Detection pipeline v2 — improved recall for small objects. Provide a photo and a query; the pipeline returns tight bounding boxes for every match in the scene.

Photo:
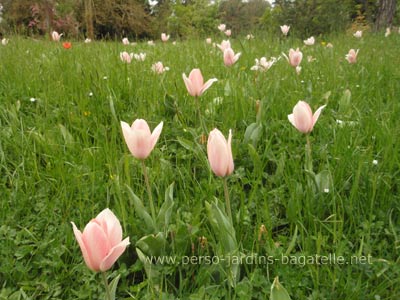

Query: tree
[374,0,397,30]
[74,0,153,39]
[218,0,270,35]
[264,0,350,37]
[84,0,94,39]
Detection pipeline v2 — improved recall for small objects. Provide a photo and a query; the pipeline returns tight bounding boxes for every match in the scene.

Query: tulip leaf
[284,225,298,256]
[156,182,174,230]
[136,232,167,257]
[270,277,292,300]
[126,185,156,232]
[58,124,75,145]
[108,95,119,123]
[315,169,333,193]
[205,200,237,251]
[339,89,351,114]
[224,81,232,96]
[136,247,161,285]
[322,90,331,100]
[107,274,121,300]
[164,94,178,117]
[247,144,262,176]
[176,136,209,167]
[244,122,263,147]
[205,200,239,286]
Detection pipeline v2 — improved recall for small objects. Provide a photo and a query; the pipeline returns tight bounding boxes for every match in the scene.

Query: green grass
[0,33,399,299]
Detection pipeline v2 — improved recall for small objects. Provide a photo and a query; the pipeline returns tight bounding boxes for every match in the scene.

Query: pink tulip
[134,53,146,61]
[161,33,170,42]
[121,119,163,160]
[246,34,254,40]
[51,31,62,42]
[151,61,169,74]
[218,24,226,32]
[207,128,234,177]
[250,56,277,72]
[122,37,130,45]
[71,208,130,272]
[223,48,241,66]
[182,69,217,97]
[288,101,326,134]
[304,36,315,46]
[284,48,303,67]
[280,25,290,36]
[216,40,231,52]
[224,29,231,37]
[120,51,133,63]
[345,49,359,64]
[385,27,391,37]
[206,38,212,44]
[353,30,362,38]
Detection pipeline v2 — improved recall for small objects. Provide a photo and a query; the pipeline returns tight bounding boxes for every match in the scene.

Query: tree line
[0,0,398,40]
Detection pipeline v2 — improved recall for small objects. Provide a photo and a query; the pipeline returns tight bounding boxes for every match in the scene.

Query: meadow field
[0,32,399,299]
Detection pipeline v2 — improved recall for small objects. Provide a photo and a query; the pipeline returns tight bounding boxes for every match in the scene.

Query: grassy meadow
[0,32,400,299]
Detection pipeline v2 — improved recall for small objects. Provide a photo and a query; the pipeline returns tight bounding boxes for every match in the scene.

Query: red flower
[63,42,72,49]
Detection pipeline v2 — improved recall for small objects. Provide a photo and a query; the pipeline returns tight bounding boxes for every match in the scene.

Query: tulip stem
[102,272,112,300]
[124,63,128,85]
[195,96,208,135]
[223,177,233,225]
[141,160,157,224]
[305,134,312,172]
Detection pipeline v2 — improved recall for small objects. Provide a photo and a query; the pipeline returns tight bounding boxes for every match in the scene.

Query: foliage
[168,0,219,38]
[78,0,153,39]
[2,0,397,39]
[263,0,351,37]
[219,0,271,35]
[0,32,400,299]
[1,0,78,36]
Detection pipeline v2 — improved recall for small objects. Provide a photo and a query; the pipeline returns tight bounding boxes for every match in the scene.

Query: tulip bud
[255,100,261,115]
[288,101,326,134]
[258,224,267,242]
[207,128,234,177]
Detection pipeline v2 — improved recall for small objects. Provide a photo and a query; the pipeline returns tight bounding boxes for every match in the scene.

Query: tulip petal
[100,237,130,272]
[150,121,164,150]
[72,222,96,271]
[132,119,151,135]
[131,130,152,159]
[95,208,122,248]
[233,52,241,63]
[121,121,133,148]
[82,221,110,271]
[288,113,296,128]
[312,105,327,127]
[207,129,230,177]
[182,73,195,96]
[200,78,218,96]
[189,69,204,90]
[226,129,234,175]
[282,52,289,63]
[293,101,313,133]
